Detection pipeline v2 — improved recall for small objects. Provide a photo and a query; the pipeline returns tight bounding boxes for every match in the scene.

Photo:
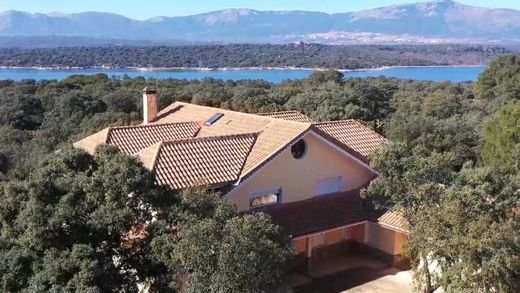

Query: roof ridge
[312,119,358,125]
[174,101,264,118]
[237,124,312,181]
[135,141,163,170]
[235,133,259,181]
[173,101,311,125]
[105,127,113,144]
[110,121,198,130]
[149,142,162,171]
[258,110,305,115]
[256,110,313,123]
[160,132,259,146]
[257,117,312,130]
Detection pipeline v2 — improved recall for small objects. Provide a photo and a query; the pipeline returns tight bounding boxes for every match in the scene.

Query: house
[74,87,409,270]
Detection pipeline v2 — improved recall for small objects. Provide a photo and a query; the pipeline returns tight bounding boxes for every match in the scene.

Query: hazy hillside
[0,0,519,45]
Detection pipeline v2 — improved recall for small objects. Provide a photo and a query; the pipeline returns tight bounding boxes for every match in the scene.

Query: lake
[0,66,486,83]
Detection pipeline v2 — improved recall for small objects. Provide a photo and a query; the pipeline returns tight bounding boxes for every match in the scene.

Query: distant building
[74,87,409,270]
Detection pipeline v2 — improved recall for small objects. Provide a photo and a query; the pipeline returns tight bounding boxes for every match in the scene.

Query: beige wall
[291,223,366,254]
[227,131,374,211]
[293,238,307,254]
[365,222,407,255]
[349,222,366,243]
[292,222,407,257]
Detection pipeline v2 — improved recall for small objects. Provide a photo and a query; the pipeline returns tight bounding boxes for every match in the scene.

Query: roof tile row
[138,133,258,190]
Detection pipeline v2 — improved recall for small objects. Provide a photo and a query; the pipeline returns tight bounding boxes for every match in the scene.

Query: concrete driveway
[343,268,413,293]
[292,255,413,293]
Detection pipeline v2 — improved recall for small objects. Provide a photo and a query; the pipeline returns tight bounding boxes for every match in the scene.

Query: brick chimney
[143,86,158,124]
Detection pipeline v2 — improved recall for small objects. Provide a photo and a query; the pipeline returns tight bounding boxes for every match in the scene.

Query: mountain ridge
[0,0,519,45]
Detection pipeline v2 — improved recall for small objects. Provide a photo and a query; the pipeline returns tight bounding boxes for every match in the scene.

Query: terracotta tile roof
[378,210,410,234]
[242,119,310,176]
[107,122,200,155]
[137,133,258,190]
[155,102,272,136]
[261,189,368,237]
[75,102,383,192]
[73,122,200,155]
[154,102,311,178]
[313,120,388,160]
[258,111,313,123]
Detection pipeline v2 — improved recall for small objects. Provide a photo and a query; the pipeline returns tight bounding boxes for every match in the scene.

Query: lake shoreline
[0,65,487,83]
[0,64,486,72]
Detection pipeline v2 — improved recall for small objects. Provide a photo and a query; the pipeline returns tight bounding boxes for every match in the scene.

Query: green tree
[308,70,344,85]
[482,103,520,172]
[0,146,168,292]
[152,189,293,293]
[363,67,519,291]
[0,94,44,130]
[364,145,520,292]
[345,78,395,126]
[475,55,520,102]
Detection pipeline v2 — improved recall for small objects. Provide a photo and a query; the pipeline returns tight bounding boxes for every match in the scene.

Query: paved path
[343,268,413,293]
[292,255,413,293]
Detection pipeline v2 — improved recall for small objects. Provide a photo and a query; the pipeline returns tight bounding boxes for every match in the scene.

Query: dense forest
[0,44,515,69]
[0,55,518,291]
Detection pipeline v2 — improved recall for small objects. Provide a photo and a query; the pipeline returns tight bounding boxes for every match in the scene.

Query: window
[314,176,343,196]
[250,188,281,208]
[205,113,224,126]
[291,139,307,159]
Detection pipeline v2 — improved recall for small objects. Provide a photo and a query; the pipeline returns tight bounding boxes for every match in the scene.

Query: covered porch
[262,190,410,272]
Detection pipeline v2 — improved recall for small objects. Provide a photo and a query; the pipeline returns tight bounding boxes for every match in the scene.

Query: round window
[291,139,307,159]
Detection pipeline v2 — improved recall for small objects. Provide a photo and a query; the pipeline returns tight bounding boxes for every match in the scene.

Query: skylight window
[204,113,224,126]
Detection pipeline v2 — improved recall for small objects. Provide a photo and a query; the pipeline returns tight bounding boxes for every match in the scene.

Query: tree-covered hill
[0,44,514,69]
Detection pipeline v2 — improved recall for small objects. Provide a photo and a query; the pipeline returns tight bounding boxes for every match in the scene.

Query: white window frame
[250,187,282,208]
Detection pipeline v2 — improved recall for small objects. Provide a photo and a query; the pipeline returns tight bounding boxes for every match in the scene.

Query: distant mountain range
[1,0,520,46]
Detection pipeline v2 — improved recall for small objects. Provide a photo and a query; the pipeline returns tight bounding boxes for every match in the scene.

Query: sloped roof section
[107,122,200,155]
[262,189,368,237]
[313,120,388,159]
[139,133,258,190]
[155,102,312,178]
[74,122,200,155]
[378,210,410,234]
[258,111,313,123]
[241,119,309,176]
[155,102,272,136]
[73,128,111,155]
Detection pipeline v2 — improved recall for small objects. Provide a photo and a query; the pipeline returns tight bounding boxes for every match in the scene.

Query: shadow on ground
[293,266,398,293]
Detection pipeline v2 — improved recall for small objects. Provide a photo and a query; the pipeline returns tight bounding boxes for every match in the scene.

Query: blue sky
[0,0,518,19]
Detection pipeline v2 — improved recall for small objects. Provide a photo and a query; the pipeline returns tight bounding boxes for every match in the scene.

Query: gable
[227,131,376,211]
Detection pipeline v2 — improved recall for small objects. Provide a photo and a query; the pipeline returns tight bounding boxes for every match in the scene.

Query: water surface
[0,66,486,82]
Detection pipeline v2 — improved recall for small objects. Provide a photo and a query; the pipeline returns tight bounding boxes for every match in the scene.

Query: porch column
[306,236,313,271]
